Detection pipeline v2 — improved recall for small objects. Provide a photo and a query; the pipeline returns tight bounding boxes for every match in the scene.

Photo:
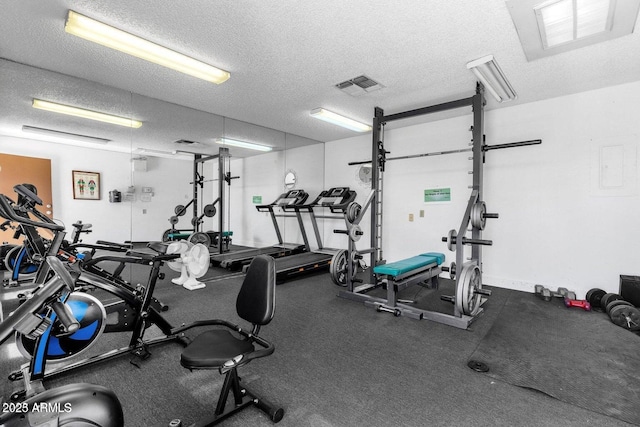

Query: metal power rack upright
[336,83,541,328]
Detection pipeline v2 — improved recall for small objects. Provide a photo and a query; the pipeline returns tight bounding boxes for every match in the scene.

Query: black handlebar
[0,257,75,344]
[0,194,64,231]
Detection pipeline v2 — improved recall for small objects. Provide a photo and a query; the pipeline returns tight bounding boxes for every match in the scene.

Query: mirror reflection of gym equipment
[162,148,237,254]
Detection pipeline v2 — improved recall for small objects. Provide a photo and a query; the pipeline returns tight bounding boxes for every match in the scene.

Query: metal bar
[369,107,384,285]
[483,139,541,151]
[193,154,200,231]
[195,154,220,163]
[380,96,474,123]
[471,86,484,266]
[217,148,227,255]
[348,139,542,166]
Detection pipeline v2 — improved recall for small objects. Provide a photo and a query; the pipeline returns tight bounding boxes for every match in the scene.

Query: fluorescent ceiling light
[32,99,142,128]
[466,55,517,103]
[65,10,230,84]
[22,125,110,144]
[134,148,192,159]
[309,108,372,132]
[215,138,272,152]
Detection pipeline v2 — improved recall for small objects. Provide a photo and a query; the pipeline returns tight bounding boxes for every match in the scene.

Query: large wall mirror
[0,58,325,263]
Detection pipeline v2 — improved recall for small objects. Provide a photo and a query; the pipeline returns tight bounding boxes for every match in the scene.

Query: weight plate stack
[609,304,640,331]
[586,288,607,310]
[605,299,633,316]
[600,293,624,311]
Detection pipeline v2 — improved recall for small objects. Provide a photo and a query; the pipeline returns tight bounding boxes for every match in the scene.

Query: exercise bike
[0,190,188,400]
[0,256,124,426]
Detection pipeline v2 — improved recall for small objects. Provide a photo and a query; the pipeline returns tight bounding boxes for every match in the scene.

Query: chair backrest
[236,255,276,326]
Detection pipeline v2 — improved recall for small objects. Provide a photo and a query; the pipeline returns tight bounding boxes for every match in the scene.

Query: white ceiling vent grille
[336,75,384,96]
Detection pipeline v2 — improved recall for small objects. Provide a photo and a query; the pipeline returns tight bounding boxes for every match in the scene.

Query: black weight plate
[600,293,623,310]
[606,299,633,316]
[161,229,172,242]
[586,288,606,309]
[609,305,640,331]
[203,204,217,217]
[174,205,187,216]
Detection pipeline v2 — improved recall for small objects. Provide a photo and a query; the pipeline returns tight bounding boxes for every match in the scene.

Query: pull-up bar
[348,139,541,166]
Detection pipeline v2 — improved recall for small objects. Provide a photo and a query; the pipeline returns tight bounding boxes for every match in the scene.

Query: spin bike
[0,191,188,401]
[0,256,124,426]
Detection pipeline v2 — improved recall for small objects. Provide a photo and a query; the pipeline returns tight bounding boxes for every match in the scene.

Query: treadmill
[272,187,356,282]
[210,189,309,270]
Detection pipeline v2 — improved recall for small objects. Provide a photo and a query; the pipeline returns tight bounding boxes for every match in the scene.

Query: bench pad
[373,252,444,277]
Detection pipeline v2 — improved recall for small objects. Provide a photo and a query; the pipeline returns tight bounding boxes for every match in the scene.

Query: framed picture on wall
[72,170,101,200]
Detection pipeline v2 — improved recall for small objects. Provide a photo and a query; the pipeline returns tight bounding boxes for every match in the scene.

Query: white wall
[0,135,192,244]
[324,81,640,299]
[230,143,325,248]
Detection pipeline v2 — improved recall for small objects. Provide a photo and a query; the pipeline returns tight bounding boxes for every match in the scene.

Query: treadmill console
[256,189,309,212]
[276,189,309,206]
[315,187,356,210]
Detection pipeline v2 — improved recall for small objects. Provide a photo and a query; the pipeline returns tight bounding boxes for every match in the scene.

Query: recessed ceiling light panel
[507,0,639,61]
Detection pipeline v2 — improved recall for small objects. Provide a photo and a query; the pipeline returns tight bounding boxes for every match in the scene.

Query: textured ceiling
[1,0,639,157]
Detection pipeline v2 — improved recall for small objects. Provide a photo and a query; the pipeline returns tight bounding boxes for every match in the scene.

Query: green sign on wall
[424,188,451,202]
[252,196,262,204]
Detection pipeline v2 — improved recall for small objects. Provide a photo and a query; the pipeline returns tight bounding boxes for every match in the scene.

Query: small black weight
[586,288,606,310]
[467,360,489,373]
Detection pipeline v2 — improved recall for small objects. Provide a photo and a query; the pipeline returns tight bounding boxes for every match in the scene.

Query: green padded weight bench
[366,252,446,321]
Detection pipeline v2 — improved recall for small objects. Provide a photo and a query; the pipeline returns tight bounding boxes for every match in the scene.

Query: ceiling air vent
[174,139,198,144]
[336,75,384,96]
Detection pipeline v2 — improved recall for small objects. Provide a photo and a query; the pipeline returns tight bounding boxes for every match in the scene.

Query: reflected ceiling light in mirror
[309,108,372,132]
[466,55,517,103]
[32,99,143,128]
[134,148,192,159]
[215,138,272,152]
[22,125,110,144]
[65,10,230,84]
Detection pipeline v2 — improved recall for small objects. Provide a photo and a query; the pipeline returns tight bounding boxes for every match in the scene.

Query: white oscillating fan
[166,241,209,290]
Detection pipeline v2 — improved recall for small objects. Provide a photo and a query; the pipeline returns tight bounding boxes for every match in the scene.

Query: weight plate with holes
[203,204,217,217]
[346,202,361,224]
[606,300,633,316]
[470,201,487,230]
[586,288,606,310]
[455,263,482,316]
[188,232,211,248]
[174,205,187,216]
[600,293,623,310]
[169,216,179,225]
[609,305,640,331]
[330,250,348,286]
[447,229,457,252]
[449,262,456,280]
[348,224,363,242]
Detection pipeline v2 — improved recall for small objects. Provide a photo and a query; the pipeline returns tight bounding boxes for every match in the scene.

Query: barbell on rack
[348,139,542,166]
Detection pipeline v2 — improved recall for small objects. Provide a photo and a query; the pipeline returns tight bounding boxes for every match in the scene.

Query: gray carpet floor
[1,262,637,426]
